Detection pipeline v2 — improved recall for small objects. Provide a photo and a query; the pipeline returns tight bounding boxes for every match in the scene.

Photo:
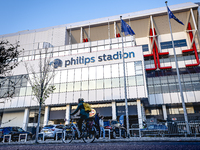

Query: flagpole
[165,1,190,134]
[120,16,130,138]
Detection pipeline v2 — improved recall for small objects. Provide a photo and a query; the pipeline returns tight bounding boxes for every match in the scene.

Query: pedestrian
[95,113,100,137]
[99,116,105,139]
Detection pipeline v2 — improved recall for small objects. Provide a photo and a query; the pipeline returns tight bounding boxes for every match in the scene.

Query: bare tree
[0,40,21,76]
[25,48,56,143]
[0,40,22,102]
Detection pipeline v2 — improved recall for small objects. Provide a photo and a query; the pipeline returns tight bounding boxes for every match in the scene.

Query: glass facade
[160,39,187,49]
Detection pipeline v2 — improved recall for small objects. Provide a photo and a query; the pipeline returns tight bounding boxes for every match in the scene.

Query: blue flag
[167,7,184,25]
[121,19,135,36]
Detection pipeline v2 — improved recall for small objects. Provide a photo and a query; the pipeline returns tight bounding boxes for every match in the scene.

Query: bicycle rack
[3,134,11,143]
[18,133,27,142]
[56,132,62,141]
[38,133,44,141]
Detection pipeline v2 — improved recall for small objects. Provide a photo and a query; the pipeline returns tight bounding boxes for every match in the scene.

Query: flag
[167,6,184,25]
[121,19,135,36]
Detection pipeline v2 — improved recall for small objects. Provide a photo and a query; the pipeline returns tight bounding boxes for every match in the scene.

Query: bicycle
[62,116,96,143]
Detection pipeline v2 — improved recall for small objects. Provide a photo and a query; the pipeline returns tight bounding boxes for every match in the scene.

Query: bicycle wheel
[82,123,96,143]
[62,125,74,143]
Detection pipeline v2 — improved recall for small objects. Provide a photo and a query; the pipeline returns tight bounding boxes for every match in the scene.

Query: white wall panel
[51,93,59,105]
[105,89,112,100]
[137,86,145,98]
[194,91,200,102]
[163,93,171,104]
[81,91,88,102]
[186,91,196,102]
[112,88,120,100]
[59,93,66,104]
[4,99,11,108]
[178,61,185,68]
[10,97,19,108]
[1,111,24,128]
[17,97,25,107]
[178,92,188,103]
[66,92,74,103]
[52,27,66,46]
[89,90,96,102]
[24,96,32,107]
[96,90,103,101]
[127,62,135,76]
[149,94,156,105]
[54,71,61,83]
[155,94,163,104]
[0,99,4,109]
[128,87,137,99]
[73,91,81,103]
[44,94,52,105]
[170,93,179,103]
[120,88,125,99]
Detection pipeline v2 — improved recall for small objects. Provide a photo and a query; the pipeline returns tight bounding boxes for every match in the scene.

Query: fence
[130,120,200,137]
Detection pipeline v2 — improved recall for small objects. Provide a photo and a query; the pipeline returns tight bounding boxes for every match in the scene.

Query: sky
[0,0,198,35]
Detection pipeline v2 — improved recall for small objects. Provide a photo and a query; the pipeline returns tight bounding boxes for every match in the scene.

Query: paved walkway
[1,137,200,145]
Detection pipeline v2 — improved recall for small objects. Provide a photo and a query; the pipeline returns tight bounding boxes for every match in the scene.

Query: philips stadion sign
[50,47,144,69]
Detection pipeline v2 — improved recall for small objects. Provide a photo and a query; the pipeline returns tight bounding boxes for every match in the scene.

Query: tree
[0,40,21,76]
[0,40,22,101]
[25,48,56,143]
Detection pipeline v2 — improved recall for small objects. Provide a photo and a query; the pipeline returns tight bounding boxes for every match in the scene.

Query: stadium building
[0,2,200,132]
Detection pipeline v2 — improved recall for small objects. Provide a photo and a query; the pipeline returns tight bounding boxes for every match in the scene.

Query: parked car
[0,127,32,142]
[39,124,64,140]
[140,124,168,137]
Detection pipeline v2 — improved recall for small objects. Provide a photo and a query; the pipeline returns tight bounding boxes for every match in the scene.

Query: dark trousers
[78,118,84,133]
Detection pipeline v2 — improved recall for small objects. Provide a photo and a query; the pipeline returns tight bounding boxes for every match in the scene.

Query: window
[142,44,149,52]
[112,78,120,88]
[60,83,66,92]
[136,75,144,86]
[104,79,111,88]
[82,81,88,91]
[160,39,187,49]
[128,76,136,86]
[89,80,96,90]
[96,80,103,89]
[67,82,73,92]
[74,82,81,91]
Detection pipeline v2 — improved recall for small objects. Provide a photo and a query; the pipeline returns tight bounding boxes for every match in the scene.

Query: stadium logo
[50,59,63,69]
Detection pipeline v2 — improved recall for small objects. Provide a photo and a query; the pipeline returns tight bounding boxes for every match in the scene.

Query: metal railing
[136,120,200,137]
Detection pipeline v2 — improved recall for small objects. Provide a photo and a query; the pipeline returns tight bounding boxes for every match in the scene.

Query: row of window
[148,82,200,94]
[0,61,144,97]
[145,106,195,116]
[146,66,200,78]
[160,39,187,50]
[147,73,200,85]
[147,73,200,94]
[145,54,197,65]
[11,75,144,97]
[50,61,143,83]
[53,75,144,93]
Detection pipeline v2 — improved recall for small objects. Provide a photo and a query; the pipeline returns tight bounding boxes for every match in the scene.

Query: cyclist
[70,98,89,134]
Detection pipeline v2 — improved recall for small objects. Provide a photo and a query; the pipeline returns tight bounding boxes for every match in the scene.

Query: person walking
[99,116,105,139]
[95,113,100,137]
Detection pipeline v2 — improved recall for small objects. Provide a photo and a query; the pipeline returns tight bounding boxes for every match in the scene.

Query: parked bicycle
[62,117,96,143]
